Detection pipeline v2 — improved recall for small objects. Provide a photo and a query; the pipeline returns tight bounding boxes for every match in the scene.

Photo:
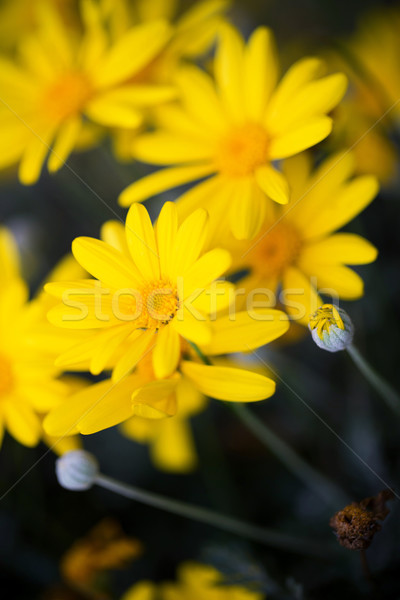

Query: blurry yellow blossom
[122,561,264,600]
[0,0,176,184]
[43,202,288,437]
[324,7,400,184]
[0,0,77,51]
[219,151,378,325]
[120,25,347,239]
[0,227,84,448]
[62,518,142,595]
[103,0,230,160]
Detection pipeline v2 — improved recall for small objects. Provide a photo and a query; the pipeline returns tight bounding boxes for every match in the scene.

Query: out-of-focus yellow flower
[119,25,347,240]
[0,1,176,184]
[43,202,289,437]
[0,0,77,52]
[0,227,84,448]
[324,7,400,184]
[104,0,230,83]
[220,151,378,325]
[103,0,230,160]
[122,562,264,600]
[61,518,142,595]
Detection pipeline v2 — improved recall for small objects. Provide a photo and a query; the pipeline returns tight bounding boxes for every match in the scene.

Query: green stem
[231,403,348,508]
[95,474,336,557]
[189,342,348,508]
[347,344,400,416]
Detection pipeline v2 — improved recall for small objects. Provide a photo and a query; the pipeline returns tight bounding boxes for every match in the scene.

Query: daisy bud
[56,450,99,491]
[309,304,354,352]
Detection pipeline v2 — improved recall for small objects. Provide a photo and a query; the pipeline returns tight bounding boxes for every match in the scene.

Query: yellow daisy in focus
[0,227,82,448]
[122,561,264,600]
[0,1,175,184]
[43,202,288,437]
[222,151,379,325]
[120,25,347,239]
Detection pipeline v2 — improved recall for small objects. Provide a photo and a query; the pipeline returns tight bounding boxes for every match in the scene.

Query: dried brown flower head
[330,490,395,550]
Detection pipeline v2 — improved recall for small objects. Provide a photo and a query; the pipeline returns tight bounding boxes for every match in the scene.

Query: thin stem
[231,403,348,508]
[347,344,400,416]
[95,474,336,557]
[188,342,348,508]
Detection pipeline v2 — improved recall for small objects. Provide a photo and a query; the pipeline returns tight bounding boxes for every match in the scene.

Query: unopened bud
[56,450,99,491]
[309,304,354,352]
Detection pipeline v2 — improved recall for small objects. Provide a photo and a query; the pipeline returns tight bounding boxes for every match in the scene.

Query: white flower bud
[56,450,99,491]
[309,304,354,352]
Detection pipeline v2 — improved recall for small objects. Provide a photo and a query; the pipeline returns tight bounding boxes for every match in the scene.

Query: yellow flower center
[0,353,14,398]
[216,123,270,177]
[42,72,93,121]
[246,222,302,278]
[309,304,345,340]
[127,280,180,330]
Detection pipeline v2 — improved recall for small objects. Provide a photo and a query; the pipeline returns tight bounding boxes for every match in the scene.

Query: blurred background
[0,0,399,598]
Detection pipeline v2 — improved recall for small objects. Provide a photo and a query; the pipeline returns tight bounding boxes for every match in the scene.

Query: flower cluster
[0,0,380,473]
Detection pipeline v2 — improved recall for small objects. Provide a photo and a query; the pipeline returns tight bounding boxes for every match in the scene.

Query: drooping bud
[56,450,99,491]
[309,304,354,352]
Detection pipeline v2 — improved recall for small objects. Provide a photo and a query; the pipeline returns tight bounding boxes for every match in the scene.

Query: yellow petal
[4,401,41,447]
[156,201,178,280]
[173,306,211,345]
[214,24,245,120]
[47,117,81,172]
[125,204,160,280]
[132,379,178,416]
[255,164,290,205]
[44,376,140,436]
[93,21,172,88]
[281,266,322,326]
[301,175,379,240]
[269,117,333,159]
[132,132,212,164]
[119,164,214,207]
[267,57,325,115]
[85,98,143,129]
[174,65,228,132]
[244,27,279,120]
[301,263,364,300]
[181,362,276,402]
[101,221,129,255]
[229,178,267,240]
[192,281,235,315]
[152,326,180,378]
[0,227,21,284]
[170,208,209,278]
[151,419,197,473]
[95,84,177,106]
[72,237,142,288]
[112,330,154,382]
[299,234,378,266]
[19,126,56,185]
[267,73,347,134]
[202,309,289,355]
[182,248,231,297]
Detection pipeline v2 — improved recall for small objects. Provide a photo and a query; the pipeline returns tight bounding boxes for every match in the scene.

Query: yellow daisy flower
[43,202,289,437]
[122,561,264,600]
[119,25,347,239]
[220,151,379,325]
[0,1,176,184]
[0,227,83,448]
